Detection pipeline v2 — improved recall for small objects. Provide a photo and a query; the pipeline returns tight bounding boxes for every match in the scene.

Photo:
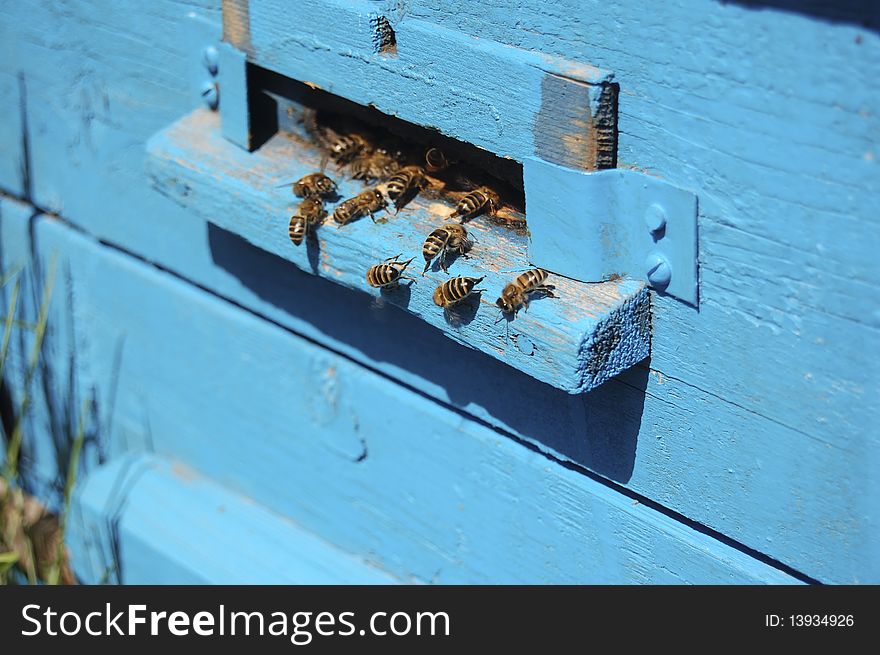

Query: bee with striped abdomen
[495,268,556,315]
[349,148,400,183]
[366,254,416,289]
[328,133,370,166]
[385,165,427,213]
[279,172,337,199]
[433,276,485,308]
[424,147,450,173]
[288,197,328,246]
[450,187,500,222]
[332,188,388,225]
[422,224,472,274]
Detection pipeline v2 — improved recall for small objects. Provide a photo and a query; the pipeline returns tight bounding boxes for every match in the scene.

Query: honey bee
[424,147,450,172]
[385,165,427,212]
[288,197,328,246]
[279,172,337,199]
[349,148,400,182]
[422,224,472,274]
[495,268,556,315]
[450,187,500,222]
[332,188,388,225]
[366,254,416,289]
[433,276,485,308]
[328,133,370,166]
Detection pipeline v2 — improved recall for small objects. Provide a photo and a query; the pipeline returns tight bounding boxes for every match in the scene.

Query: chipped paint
[533,72,616,171]
[222,0,253,54]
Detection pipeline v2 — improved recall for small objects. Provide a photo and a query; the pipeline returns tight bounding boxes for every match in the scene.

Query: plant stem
[4,257,56,482]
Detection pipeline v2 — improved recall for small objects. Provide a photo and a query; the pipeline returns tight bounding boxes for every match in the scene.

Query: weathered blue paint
[524,160,699,304]
[225,0,617,169]
[0,0,877,583]
[16,213,799,584]
[147,109,651,394]
[69,454,400,584]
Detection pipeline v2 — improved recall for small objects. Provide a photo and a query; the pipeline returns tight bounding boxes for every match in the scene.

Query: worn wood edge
[578,289,651,393]
[221,0,253,54]
[69,454,401,584]
[145,109,648,394]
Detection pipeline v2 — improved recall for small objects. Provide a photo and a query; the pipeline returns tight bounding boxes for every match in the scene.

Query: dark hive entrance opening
[251,65,526,232]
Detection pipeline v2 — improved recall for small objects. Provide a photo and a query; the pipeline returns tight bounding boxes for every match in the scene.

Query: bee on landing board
[385,165,427,213]
[332,188,388,225]
[495,268,556,316]
[450,187,501,223]
[433,276,485,308]
[422,224,472,274]
[349,148,401,183]
[366,254,417,289]
[327,133,370,167]
[288,197,328,246]
[278,172,337,199]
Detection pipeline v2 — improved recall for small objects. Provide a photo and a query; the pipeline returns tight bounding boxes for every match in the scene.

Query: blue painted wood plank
[28,214,796,584]
[68,454,400,584]
[146,109,651,394]
[2,0,877,583]
[227,0,617,169]
[0,73,26,197]
[5,198,871,582]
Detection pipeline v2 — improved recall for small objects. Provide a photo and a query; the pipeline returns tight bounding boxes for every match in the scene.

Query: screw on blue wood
[200,81,219,110]
[202,45,219,76]
[644,203,667,237]
[645,252,672,289]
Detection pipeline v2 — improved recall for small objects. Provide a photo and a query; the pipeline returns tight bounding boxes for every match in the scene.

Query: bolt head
[200,81,219,110]
[202,45,219,75]
[645,203,667,235]
[645,253,672,289]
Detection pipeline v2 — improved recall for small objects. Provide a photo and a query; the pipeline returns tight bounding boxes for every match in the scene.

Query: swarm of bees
[279,110,558,330]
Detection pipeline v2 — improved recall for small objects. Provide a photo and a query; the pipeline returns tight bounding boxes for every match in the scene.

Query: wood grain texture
[26,214,796,584]
[0,0,877,582]
[146,109,650,394]
[241,0,617,169]
[69,454,400,584]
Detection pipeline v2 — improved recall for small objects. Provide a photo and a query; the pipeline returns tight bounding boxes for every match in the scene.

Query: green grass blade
[47,402,86,585]
[5,256,56,482]
[0,277,21,384]
[0,265,23,288]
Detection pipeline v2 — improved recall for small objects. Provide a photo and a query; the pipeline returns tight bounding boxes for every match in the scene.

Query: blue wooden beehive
[0,0,877,584]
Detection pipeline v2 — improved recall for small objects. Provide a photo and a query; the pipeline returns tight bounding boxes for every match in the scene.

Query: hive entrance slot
[247,65,526,230]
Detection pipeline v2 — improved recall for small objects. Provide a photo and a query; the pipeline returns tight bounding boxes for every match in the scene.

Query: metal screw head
[645,203,667,235]
[202,45,219,75]
[200,81,219,110]
[645,252,672,289]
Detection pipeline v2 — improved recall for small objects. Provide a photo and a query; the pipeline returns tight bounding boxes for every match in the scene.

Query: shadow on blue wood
[207,223,647,484]
[720,0,880,29]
